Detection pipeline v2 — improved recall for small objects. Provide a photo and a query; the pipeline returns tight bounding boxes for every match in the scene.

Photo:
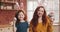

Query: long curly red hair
[31,6,47,27]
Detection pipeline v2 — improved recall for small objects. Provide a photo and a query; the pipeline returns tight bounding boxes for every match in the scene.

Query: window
[27,0,59,25]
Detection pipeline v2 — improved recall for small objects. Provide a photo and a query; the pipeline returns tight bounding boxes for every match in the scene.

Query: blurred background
[0,0,60,32]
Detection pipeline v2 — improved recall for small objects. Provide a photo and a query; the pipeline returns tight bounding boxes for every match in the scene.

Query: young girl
[15,10,28,32]
[29,6,53,32]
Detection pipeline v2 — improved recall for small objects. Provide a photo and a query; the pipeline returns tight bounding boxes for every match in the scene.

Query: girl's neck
[20,20,25,22]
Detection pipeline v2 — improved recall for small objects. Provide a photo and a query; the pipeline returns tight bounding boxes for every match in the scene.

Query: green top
[16,21,28,32]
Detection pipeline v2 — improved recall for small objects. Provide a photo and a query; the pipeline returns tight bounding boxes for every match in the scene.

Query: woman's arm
[47,17,53,32]
[47,22,53,32]
[29,22,33,32]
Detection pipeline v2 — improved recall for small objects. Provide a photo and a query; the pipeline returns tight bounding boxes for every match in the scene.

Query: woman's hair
[31,6,47,27]
[15,10,27,26]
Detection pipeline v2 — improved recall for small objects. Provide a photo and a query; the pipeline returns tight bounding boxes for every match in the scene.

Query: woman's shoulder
[29,21,33,27]
[46,16,52,24]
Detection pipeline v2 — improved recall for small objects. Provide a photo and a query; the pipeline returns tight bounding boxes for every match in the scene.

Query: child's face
[18,12,25,20]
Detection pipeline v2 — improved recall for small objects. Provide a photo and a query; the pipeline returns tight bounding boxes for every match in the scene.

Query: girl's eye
[22,15,23,16]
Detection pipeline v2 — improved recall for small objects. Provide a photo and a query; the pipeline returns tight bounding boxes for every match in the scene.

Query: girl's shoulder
[25,21,28,23]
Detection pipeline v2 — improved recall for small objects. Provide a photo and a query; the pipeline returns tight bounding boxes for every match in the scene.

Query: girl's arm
[14,24,17,32]
[13,20,17,32]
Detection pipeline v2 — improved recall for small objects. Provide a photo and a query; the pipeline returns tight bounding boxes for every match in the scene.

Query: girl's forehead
[19,12,24,14]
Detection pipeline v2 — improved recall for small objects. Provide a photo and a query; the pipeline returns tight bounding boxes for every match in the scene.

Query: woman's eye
[42,11,44,12]
[42,11,43,12]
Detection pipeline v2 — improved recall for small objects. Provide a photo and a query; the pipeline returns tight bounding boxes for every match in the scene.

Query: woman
[29,6,53,32]
[15,10,28,32]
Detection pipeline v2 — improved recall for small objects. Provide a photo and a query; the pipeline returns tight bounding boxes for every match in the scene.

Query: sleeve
[26,22,29,28]
[47,17,53,32]
[29,22,33,32]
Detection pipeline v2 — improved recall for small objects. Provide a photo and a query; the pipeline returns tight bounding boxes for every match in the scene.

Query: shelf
[0,9,20,11]
[0,1,16,10]
[0,0,16,4]
[0,24,13,28]
[0,2,16,5]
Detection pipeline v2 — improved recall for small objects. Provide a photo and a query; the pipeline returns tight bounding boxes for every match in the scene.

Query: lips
[20,17,23,18]
[38,13,42,15]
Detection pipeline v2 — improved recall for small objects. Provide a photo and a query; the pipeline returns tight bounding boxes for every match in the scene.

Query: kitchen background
[0,0,60,32]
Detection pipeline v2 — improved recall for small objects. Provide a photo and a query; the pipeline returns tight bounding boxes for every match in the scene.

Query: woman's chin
[38,15,42,17]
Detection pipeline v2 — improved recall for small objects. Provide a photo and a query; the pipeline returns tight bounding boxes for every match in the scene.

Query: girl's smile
[18,12,25,21]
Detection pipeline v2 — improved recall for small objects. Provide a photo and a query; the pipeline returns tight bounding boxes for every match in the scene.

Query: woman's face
[37,8,44,17]
[18,12,25,20]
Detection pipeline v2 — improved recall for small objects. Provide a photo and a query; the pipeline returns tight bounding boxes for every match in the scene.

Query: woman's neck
[38,16,42,23]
